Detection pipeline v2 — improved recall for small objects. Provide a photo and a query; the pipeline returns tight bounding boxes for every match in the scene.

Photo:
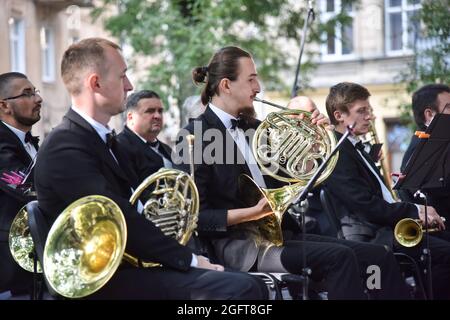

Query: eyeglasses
[2,89,41,101]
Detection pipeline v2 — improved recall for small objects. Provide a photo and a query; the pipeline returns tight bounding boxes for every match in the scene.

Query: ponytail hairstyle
[192,46,251,106]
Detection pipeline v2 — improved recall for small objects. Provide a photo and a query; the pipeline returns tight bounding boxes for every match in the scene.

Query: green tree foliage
[399,0,450,126]
[93,0,357,124]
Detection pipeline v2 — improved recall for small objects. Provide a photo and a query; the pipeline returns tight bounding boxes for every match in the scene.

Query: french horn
[240,98,338,246]
[9,204,42,273]
[126,134,198,267]
[43,195,127,298]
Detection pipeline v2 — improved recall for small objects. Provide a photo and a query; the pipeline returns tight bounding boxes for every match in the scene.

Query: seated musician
[399,84,450,223]
[0,72,41,295]
[322,81,450,299]
[175,46,412,299]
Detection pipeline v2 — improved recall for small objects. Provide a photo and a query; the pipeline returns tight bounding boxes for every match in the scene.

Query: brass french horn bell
[241,98,338,246]
[394,217,446,247]
[9,204,42,273]
[43,195,126,298]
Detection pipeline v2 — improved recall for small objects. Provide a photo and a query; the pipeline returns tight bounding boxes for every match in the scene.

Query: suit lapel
[0,121,33,164]
[203,106,253,179]
[340,134,382,193]
[64,109,131,185]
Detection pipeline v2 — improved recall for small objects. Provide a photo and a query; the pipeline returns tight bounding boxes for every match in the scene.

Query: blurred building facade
[0,0,124,137]
[301,0,422,175]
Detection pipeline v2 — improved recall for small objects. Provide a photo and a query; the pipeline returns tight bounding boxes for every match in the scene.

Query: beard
[15,113,40,127]
[238,106,258,127]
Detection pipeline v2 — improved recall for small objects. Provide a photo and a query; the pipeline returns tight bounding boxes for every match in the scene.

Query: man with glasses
[0,72,42,296]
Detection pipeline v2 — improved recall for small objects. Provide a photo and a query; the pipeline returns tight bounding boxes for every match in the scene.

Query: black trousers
[257,233,411,300]
[87,266,269,300]
[395,233,450,299]
[0,241,33,294]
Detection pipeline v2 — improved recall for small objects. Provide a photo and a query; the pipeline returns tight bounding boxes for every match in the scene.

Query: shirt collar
[1,121,27,144]
[209,103,238,130]
[71,106,112,143]
[347,134,361,147]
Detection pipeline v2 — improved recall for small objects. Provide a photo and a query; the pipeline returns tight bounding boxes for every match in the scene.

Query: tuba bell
[43,195,127,298]
[241,100,338,246]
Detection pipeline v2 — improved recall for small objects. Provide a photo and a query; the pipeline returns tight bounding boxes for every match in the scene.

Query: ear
[126,111,133,122]
[0,100,11,115]
[334,110,344,123]
[87,73,100,92]
[423,107,435,122]
[218,78,232,94]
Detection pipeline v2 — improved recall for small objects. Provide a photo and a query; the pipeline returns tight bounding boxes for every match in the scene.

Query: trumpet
[394,217,446,247]
[363,120,399,201]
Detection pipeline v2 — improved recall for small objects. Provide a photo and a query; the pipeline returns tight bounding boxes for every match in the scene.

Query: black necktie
[25,132,40,148]
[106,130,117,149]
[355,141,383,179]
[230,118,248,131]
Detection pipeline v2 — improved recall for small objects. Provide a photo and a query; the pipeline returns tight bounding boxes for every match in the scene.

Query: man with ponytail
[175,46,411,300]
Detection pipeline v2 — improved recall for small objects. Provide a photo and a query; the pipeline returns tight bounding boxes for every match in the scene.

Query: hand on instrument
[288,96,333,129]
[418,205,446,230]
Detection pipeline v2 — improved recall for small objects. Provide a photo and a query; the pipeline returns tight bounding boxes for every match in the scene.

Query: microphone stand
[288,124,354,300]
[415,190,433,300]
[291,1,315,98]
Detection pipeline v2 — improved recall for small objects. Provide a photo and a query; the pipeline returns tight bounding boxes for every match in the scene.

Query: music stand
[395,113,450,300]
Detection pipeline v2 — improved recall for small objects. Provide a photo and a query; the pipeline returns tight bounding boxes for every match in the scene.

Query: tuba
[240,99,338,246]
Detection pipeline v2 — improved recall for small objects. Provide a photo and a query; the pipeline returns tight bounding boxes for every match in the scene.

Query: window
[386,121,411,174]
[41,27,55,82]
[320,0,355,61]
[9,18,26,73]
[385,0,421,55]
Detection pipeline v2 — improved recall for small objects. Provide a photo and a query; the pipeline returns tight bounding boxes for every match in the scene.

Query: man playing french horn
[175,46,411,299]
[0,72,41,296]
[34,38,268,300]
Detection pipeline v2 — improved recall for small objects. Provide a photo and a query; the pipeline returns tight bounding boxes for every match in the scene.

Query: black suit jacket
[0,121,36,291]
[116,125,173,182]
[399,134,450,220]
[323,131,418,247]
[34,108,192,271]
[174,106,283,271]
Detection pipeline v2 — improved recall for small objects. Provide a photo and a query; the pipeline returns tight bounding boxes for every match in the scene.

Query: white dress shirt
[2,121,37,159]
[209,103,267,188]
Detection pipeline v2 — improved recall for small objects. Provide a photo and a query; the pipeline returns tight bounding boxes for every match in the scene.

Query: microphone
[308,0,316,20]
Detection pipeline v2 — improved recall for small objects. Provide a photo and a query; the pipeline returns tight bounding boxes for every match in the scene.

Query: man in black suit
[34,38,267,300]
[0,72,41,295]
[174,47,411,299]
[399,84,450,221]
[117,90,173,182]
[323,82,450,299]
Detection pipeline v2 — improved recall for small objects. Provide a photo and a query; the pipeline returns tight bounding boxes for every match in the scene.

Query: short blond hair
[61,38,121,95]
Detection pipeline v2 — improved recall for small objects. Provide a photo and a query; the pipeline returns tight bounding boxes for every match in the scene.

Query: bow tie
[106,130,117,149]
[25,131,40,146]
[147,140,159,148]
[230,118,248,131]
[355,141,371,153]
